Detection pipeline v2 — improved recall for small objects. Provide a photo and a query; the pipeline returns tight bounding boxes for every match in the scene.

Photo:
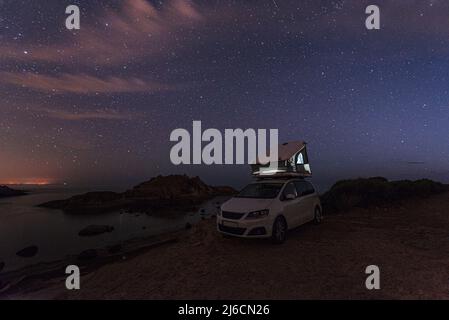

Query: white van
[217,178,322,244]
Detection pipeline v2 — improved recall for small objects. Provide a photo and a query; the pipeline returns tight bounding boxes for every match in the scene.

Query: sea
[0,186,225,273]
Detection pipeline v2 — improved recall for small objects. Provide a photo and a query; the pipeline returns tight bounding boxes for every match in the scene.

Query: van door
[294,180,315,223]
[281,182,303,228]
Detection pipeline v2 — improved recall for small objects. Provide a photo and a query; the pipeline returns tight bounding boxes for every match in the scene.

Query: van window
[236,183,284,199]
[294,181,306,196]
[282,182,297,200]
[305,181,315,194]
[294,180,315,196]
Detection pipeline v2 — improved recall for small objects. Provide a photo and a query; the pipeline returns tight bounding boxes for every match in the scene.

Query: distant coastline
[0,186,28,198]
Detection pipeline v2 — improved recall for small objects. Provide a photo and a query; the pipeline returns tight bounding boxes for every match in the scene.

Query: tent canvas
[251,140,312,177]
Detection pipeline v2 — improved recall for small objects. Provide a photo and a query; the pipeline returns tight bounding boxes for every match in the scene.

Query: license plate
[222,220,238,227]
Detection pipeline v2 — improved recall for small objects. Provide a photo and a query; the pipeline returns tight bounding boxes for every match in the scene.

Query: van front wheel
[272,217,287,244]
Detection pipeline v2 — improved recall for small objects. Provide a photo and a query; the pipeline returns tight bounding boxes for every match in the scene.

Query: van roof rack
[254,175,306,181]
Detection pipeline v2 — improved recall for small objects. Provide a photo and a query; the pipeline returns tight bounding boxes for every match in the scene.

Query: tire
[314,206,323,224]
[272,216,287,244]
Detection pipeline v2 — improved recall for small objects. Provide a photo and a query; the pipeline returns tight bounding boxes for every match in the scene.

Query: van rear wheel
[272,217,287,244]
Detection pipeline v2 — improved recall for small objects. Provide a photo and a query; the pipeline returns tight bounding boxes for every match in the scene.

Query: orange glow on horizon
[0,178,55,186]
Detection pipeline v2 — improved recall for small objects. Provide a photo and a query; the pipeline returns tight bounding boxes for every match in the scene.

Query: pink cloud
[0,71,175,94]
[37,107,136,121]
[0,0,204,65]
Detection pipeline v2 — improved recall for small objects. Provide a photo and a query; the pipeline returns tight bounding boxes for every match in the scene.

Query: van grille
[222,211,245,220]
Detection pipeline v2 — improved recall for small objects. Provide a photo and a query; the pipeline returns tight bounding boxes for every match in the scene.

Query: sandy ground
[4,192,449,299]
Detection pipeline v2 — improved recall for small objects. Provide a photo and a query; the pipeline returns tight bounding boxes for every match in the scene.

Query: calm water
[0,188,224,273]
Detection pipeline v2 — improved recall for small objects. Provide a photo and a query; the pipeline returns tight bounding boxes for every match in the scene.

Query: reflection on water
[0,188,225,273]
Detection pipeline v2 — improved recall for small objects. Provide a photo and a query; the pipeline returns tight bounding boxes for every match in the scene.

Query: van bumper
[216,216,273,238]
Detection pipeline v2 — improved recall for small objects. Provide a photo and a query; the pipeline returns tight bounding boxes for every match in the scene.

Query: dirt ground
[6,192,449,299]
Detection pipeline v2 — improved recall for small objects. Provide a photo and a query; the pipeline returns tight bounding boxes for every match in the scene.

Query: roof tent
[251,141,312,178]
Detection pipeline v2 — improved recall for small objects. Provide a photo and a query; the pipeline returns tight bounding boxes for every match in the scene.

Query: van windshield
[236,183,284,199]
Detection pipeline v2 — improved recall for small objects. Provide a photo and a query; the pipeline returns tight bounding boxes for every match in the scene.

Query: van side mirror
[285,193,296,200]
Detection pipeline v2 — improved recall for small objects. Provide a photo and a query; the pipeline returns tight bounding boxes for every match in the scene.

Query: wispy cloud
[37,107,135,121]
[1,0,448,68]
[0,72,175,94]
[0,0,204,65]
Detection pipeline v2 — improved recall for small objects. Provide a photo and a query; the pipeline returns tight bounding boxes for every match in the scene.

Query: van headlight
[245,209,269,219]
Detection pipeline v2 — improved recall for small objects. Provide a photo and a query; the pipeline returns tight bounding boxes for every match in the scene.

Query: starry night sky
[0,0,448,191]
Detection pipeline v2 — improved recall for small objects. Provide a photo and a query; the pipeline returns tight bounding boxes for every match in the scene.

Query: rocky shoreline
[2,180,449,299]
[0,175,233,296]
[4,191,449,299]
[0,225,190,296]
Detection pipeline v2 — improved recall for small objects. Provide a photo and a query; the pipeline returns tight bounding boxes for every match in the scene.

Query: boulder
[16,245,39,258]
[78,225,114,237]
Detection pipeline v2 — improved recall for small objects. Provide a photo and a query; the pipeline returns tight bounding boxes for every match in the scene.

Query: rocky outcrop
[40,192,125,213]
[78,225,114,237]
[321,177,448,213]
[38,175,236,214]
[125,175,215,199]
[0,186,27,198]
